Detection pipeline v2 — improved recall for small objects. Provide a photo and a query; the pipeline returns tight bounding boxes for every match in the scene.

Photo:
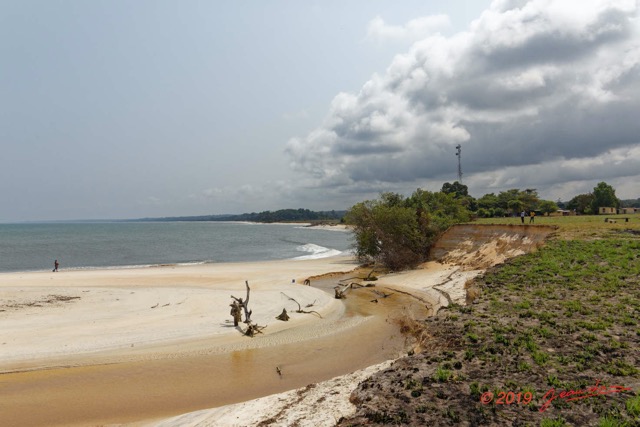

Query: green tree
[495,189,539,213]
[344,189,470,270]
[476,208,493,218]
[441,181,469,198]
[538,200,559,216]
[493,207,506,217]
[497,189,521,210]
[590,182,619,213]
[507,199,524,215]
[566,193,594,214]
[407,189,471,237]
[477,193,499,210]
[519,189,540,211]
[441,181,476,211]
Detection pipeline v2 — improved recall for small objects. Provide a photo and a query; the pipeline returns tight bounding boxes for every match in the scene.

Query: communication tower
[455,144,463,183]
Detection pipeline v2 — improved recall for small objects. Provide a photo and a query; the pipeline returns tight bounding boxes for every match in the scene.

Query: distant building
[598,207,616,215]
[550,209,574,217]
[619,207,640,215]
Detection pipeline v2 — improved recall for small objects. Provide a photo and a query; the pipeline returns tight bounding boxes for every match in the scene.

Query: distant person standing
[54,259,59,272]
[530,211,536,223]
[520,211,525,224]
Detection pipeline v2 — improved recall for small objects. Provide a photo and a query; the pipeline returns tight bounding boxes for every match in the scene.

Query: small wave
[294,225,350,232]
[293,243,342,260]
[100,260,217,269]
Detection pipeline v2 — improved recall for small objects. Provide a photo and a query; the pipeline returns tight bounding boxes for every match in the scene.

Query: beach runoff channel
[0,255,446,426]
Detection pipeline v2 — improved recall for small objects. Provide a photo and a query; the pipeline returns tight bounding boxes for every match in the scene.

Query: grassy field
[340,215,640,426]
[474,214,640,240]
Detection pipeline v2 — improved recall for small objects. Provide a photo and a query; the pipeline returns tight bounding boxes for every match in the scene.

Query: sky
[1,0,639,221]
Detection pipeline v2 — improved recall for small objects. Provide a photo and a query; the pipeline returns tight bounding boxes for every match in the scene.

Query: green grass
[433,366,453,382]
[597,415,629,427]
[442,236,639,422]
[625,394,640,417]
[540,417,567,427]
[473,214,640,240]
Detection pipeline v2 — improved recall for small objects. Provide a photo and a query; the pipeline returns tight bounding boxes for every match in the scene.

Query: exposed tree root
[280,292,322,318]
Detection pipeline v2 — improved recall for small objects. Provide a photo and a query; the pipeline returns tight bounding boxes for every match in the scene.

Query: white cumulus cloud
[366,14,451,43]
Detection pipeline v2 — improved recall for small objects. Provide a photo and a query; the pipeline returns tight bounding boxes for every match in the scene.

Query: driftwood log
[231,280,253,323]
[338,267,379,284]
[334,282,363,299]
[244,323,266,337]
[280,292,322,318]
[334,281,376,299]
[334,283,350,299]
[365,268,378,281]
[230,281,266,337]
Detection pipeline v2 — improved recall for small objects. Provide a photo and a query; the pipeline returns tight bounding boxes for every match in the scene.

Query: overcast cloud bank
[286,0,640,203]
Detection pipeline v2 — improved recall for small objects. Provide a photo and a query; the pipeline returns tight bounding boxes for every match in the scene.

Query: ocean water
[0,222,353,273]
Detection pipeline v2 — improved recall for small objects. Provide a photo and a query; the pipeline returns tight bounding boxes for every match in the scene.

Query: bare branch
[280,292,323,318]
[280,292,302,312]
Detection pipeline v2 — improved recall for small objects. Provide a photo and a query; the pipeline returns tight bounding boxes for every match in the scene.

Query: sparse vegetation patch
[340,221,640,426]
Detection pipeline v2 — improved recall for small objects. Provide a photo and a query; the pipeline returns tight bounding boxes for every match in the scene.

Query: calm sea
[0,222,353,273]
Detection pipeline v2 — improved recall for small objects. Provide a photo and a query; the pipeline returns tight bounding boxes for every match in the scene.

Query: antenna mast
[455,144,463,183]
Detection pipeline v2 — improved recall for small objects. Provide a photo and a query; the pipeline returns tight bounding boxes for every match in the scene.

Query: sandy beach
[0,255,479,427]
[0,255,446,426]
[1,224,547,426]
[1,256,360,370]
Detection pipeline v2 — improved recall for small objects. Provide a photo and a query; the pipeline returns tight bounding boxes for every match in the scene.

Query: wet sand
[2,297,417,427]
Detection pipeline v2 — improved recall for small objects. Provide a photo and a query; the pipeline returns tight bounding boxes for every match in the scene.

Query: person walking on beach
[520,211,525,224]
[53,259,59,272]
[529,211,536,223]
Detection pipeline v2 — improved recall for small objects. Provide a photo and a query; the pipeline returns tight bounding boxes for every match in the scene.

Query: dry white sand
[0,256,357,370]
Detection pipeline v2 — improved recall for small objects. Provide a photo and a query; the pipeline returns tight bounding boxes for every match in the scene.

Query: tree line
[343,181,628,270]
[134,209,346,223]
[442,181,623,217]
[224,209,345,223]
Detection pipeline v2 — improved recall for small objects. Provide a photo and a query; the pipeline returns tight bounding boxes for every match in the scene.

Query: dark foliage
[344,189,470,270]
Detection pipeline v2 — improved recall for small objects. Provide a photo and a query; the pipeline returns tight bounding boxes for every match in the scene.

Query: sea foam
[293,243,342,260]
